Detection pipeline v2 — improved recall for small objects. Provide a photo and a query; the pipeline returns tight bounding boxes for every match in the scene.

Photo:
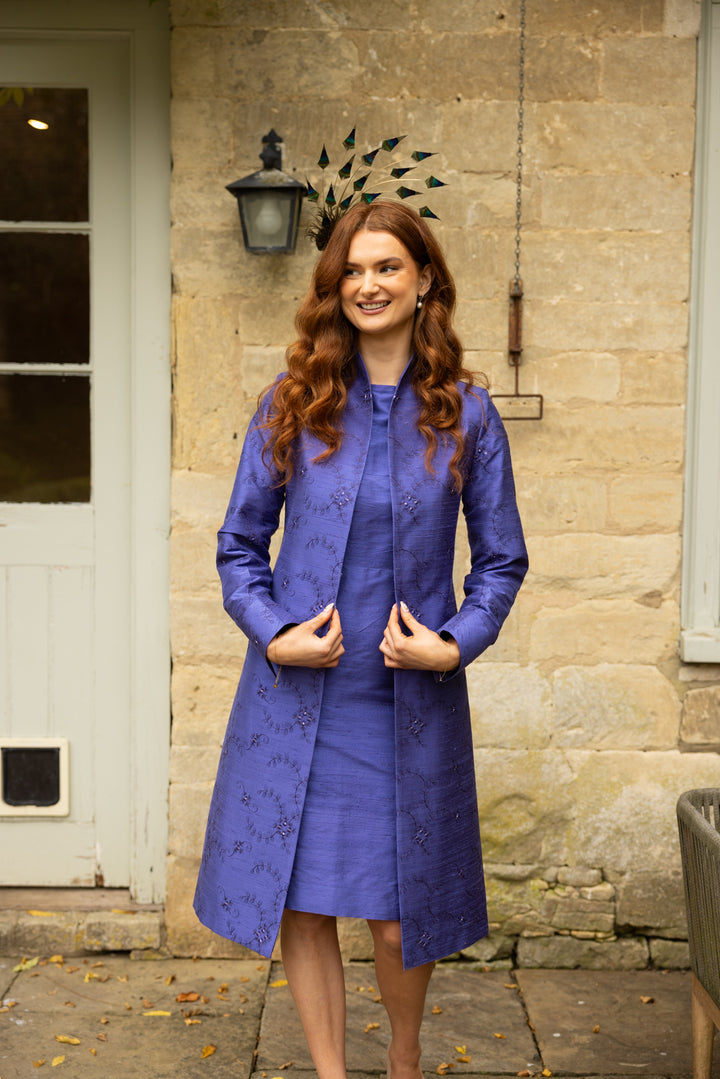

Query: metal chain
[513,0,526,287]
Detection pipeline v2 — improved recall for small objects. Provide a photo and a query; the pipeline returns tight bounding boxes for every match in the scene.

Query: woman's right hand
[266,604,344,668]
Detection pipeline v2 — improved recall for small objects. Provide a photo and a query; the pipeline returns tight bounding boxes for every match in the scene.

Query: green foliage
[0,87,34,107]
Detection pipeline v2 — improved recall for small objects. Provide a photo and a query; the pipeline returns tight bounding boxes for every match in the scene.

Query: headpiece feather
[305,128,446,250]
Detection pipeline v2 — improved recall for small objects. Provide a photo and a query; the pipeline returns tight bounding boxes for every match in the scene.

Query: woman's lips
[358,301,390,311]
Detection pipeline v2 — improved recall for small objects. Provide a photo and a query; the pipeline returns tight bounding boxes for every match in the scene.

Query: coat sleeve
[437,391,528,676]
[216,395,292,662]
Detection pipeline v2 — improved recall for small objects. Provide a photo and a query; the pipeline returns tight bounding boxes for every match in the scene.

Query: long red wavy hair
[260,200,484,488]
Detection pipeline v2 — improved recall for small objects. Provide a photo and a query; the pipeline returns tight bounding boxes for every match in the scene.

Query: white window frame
[682,0,720,662]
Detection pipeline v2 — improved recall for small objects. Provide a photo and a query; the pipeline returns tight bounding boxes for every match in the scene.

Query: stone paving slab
[515,969,720,1077]
[256,962,541,1076]
[0,956,269,1079]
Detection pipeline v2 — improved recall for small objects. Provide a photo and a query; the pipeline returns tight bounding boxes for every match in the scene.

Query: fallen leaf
[49,956,64,965]
[90,961,104,968]
[201,1045,217,1058]
[593,1025,600,1034]
[240,976,250,983]
[33,1060,47,1068]
[89,1048,97,1056]
[100,1017,109,1025]
[84,972,99,983]
[142,998,153,1008]
[63,1001,76,1008]
[124,1002,133,1011]
[516,1071,531,1077]
[27,910,54,917]
[218,982,229,993]
[1,999,18,1010]
[117,975,129,983]
[542,1070,553,1077]
[364,1022,380,1033]
[201,995,210,1004]
[65,967,80,975]
[436,1065,454,1076]
[431,1005,443,1014]
[270,979,288,988]
[96,1034,108,1043]
[185,1018,202,1026]
[218,994,229,1001]
[14,957,39,972]
[455,1046,467,1055]
[239,993,248,1004]
[111,908,136,914]
[456,1055,472,1063]
[51,1055,66,1066]
[143,1010,172,1017]
[504,983,519,989]
[165,974,175,986]
[277,1063,294,1070]
[55,1035,80,1045]
[256,964,266,971]
[640,996,654,1004]
[176,992,200,1003]
[494,1033,506,1039]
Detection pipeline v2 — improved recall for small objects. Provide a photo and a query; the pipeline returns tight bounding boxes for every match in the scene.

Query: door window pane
[0,88,88,222]
[0,232,89,365]
[0,373,90,502]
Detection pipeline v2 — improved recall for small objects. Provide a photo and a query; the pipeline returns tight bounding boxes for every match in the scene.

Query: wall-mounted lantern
[226,129,305,254]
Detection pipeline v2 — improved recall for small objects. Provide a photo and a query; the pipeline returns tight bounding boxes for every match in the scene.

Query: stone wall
[166,0,720,966]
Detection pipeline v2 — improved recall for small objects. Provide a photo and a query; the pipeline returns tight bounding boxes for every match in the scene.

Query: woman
[194,200,528,1079]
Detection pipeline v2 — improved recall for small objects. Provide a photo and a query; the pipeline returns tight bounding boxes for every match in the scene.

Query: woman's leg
[280,909,347,1079]
[368,919,434,1079]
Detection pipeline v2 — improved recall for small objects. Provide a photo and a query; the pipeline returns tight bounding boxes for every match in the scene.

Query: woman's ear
[419,264,433,298]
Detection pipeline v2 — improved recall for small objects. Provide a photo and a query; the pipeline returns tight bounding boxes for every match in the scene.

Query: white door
[0,36,135,886]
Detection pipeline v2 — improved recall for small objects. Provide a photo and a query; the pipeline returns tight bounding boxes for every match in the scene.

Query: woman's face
[339,228,432,341]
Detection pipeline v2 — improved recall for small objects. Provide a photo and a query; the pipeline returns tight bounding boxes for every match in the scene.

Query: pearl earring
[416,295,424,310]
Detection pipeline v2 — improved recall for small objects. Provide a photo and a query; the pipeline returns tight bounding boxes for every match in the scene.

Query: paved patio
[2,954,719,1079]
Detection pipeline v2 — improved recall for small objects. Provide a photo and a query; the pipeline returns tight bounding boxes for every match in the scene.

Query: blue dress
[285,384,400,920]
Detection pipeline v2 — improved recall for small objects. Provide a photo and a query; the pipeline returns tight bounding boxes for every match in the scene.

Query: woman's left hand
[380,602,461,674]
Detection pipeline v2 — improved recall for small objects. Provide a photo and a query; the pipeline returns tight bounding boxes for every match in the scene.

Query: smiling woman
[194,198,528,1079]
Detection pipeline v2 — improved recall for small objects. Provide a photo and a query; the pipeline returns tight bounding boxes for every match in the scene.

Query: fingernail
[323,602,334,612]
[400,600,409,611]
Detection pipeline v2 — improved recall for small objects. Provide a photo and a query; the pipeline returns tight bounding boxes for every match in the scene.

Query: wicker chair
[677,789,720,1079]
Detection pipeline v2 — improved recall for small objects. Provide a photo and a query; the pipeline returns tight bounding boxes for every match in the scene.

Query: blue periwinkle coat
[194,360,528,969]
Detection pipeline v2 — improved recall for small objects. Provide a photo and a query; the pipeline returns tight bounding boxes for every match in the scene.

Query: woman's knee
[369,918,403,959]
[282,909,336,943]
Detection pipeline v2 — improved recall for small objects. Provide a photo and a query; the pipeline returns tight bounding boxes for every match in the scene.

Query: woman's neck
[357,328,413,386]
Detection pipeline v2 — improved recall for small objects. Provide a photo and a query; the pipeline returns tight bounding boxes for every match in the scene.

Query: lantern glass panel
[240,189,298,251]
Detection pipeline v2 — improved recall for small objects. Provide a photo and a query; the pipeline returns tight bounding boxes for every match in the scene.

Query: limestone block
[620,351,687,406]
[531,351,621,404]
[168,780,214,858]
[664,0,702,37]
[501,405,684,475]
[83,911,162,954]
[407,1,520,33]
[650,938,690,969]
[441,230,501,301]
[170,525,219,596]
[172,471,234,528]
[13,913,84,956]
[540,175,692,232]
[442,174,525,231]
[602,39,696,106]
[165,853,258,958]
[526,0,662,35]
[679,665,720,682]
[171,594,247,665]
[527,104,695,176]
[171,27,219,97]
[529,534,680,599]
[216,30,360,102]
[484,874,557,936]
[171,0,331,29]
[564,750,720,876]
[527,300,689,353]
[172,166,232,230]
[170,745,222,785]
[459,931,515,962]
[441,101,520,174]
[529,600,678,665]
[171,662,239,746]
[242,346,288,401]
[551,907,615,933]
[552,664,681,750]
[514,475,607,534]
[171,97,234,172]
[579,882,616,902]
[680,686,720,746]
[611,868,687,935]
[337,919,375,961]
[455,300,506,351]
[524,36,601,102]
[523,232,689,305]
[476,751,575,864]
[557,867,603,887]
[517,935,649,969]
[609,475,683,535]
[467,663,552,749]
[361,30,518,101]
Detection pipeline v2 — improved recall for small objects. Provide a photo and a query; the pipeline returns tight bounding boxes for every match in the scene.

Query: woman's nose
[359,270,378,293]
